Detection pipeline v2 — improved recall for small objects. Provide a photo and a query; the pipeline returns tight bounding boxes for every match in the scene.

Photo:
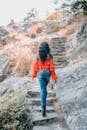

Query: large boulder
[55,61,87,130]
[0,76,31,96]
[70,19,87,61]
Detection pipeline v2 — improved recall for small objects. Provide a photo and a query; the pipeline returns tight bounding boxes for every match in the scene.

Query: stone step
[55,66,66,68]
[51,44,66,46]
[53,52,67,55]
[51,49,66,53]
[29,97,57,105]
[51,38,66,42]
[51,47,66,50]
[54,62,69,66]
[53,53,65,56]
[51,42,66,45]
[32,112,63,125]
[51,41,66,44]
[51,46,66,49]
[27,90,55,98]
[54,57,68,60]
[51,38,66,40]
[55,64,69,67]
[56,64,69,67]
[54,59,68,62]
[52,51,65,55]
[52,56,68,60]
[51,42,65,45]
[33,106,55,113]
[53,56,68,59]
[33,122,69,130]
[55,63,69,68]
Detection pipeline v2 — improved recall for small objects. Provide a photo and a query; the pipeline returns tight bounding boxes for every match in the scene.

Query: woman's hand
[52,80,57,85]
[55,80,57,83]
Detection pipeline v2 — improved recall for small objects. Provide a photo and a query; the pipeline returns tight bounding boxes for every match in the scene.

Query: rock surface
[0,76,32,96]
[0,55,10,82]
[55,61,87,130]
[69,19,87,62]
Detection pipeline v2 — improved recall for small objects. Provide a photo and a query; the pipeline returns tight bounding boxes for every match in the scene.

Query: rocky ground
[56,60,87,130]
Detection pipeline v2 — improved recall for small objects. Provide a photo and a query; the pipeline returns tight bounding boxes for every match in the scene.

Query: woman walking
[31,42,57,117]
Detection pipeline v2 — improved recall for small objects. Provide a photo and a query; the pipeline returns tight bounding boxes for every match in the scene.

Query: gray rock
[0,76,32,95]
[55,61,87,130]
[0,55,10,82]
[69,19,87,61]
[0,76,31,92]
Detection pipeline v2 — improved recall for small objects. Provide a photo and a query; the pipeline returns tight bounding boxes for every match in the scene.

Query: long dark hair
[38,42,52,62]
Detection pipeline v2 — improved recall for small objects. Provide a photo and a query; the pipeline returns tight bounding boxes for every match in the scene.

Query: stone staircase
[50,37,69,68]
[27,80,70,130]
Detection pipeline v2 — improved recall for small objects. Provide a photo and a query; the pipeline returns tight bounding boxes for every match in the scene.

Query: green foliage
[50,23,59,32]
[49,23,64,32]
[0,93,31,130]
[71,0,87,15]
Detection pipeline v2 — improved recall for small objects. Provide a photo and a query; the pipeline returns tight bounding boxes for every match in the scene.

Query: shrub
[50,23,64,32]
[0,92,32,130]
[71,0,87,16]
[12,46,36,76]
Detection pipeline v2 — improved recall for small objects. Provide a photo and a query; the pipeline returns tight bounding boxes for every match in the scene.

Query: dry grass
[0,90,29,130]
[0,33,50,76]
[0,22,50,76]
[27,23,45,38]
[49,23,65,32]
[57,22,79,37]
[0,44,36,76]
[0,90,24,111]
[57,16,84,37]
[47,11,62,20]
[54,101,64,116]
[11,46,37,76]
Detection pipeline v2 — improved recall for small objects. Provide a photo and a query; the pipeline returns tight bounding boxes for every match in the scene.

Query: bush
[50,23,64,32]
[71,0,87,16]
[0,92,32,130]
[11,45,37,76]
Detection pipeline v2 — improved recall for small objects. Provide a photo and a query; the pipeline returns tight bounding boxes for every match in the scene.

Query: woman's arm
[49,59,58,81]
[31,60,39,78]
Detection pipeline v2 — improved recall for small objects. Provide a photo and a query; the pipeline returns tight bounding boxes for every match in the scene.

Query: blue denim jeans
[37,70,51,107]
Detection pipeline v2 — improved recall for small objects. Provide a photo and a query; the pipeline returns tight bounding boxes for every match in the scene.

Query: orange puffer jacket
[31,59,57,81]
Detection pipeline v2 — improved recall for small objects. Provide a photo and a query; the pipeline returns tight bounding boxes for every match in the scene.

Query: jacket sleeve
[49,59,58,81]
[31,60,39,78]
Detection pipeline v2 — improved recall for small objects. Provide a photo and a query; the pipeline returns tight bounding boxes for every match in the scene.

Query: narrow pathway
[27,80,69,130]
[26,36,70,129]
[50,37,69,68]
